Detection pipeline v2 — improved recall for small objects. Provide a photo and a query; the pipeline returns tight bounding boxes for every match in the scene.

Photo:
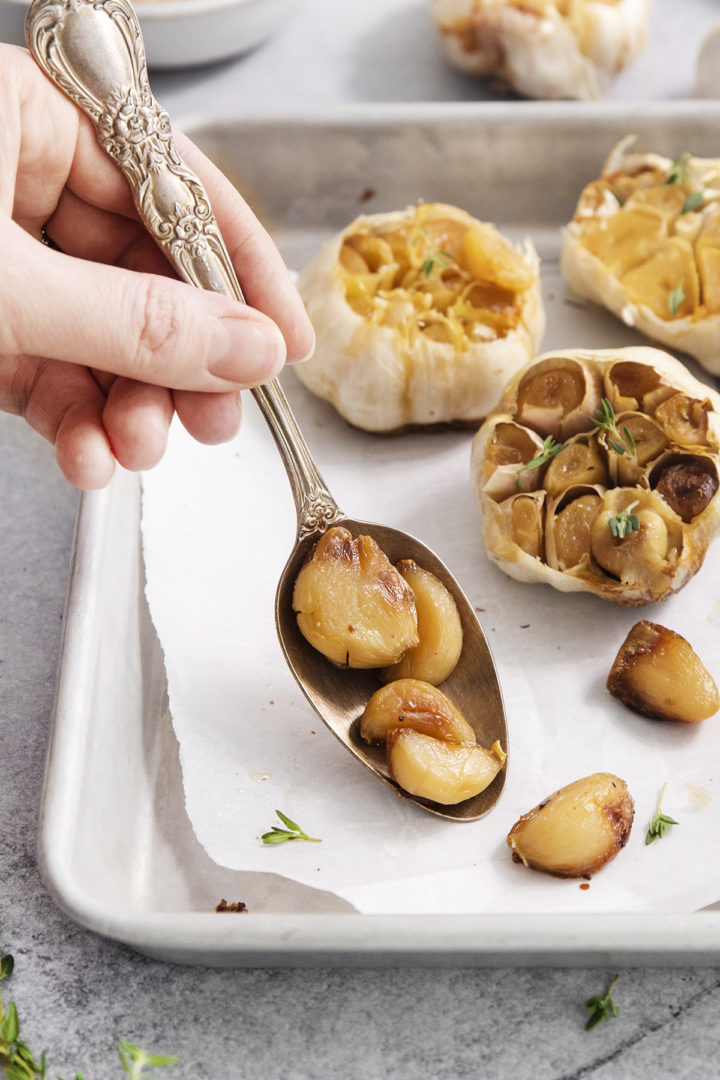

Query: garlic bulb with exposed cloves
[562,137,720,374]
[295,202,544,433]
[431,0,649,101]
[471,346,720,605]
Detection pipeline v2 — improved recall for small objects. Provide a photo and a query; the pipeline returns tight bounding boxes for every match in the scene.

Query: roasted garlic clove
[360,679,476,745]
[292,527,418,668]
[650,453,720,522]
[545,487,604,573]
[515,355,601,440]
[295,202,544,432]
[430,0,649,101]
[562,138,720,374]
[472,346,720,604]
[381,561,463,685]
[607,620,720,722]
[507,773,635,878]
[387,727,506,805]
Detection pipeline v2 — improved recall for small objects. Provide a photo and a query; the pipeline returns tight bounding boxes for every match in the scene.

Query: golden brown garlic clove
[589,488,682,584]
[545,488,603,572]
[607,620,720,722]
[381,561,463,685]
[360,679,476,745]
[543,435,609,497]
[514,356,601,440]
[507,773,634,878]
[292,527,418,668]
[387,727,506,805]
[651,453,720,522]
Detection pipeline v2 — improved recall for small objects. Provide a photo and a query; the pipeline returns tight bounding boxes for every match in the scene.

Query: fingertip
[102,380,173,471]
[55,422,117,490]
[174,389,243,445]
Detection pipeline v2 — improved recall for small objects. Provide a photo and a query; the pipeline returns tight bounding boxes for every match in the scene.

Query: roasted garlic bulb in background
[471,347,720,605]
[607,620,720,722]
[431,0,649,101]
[507,773,634,878]
[563,137,720,374]
[295,202,544,432]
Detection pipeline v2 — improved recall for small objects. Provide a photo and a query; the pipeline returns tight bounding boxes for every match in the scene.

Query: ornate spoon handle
[26,0,343,540]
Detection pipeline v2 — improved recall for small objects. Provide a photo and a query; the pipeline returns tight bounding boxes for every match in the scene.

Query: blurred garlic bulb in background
[431,0,650,101]
[295,202,544,432]
[562,137,720,374]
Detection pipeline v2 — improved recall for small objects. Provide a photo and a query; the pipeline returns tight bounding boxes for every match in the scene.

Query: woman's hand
[0,44,315,489]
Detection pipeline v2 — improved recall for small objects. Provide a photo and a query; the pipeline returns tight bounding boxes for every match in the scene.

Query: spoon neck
[251,381,343,540]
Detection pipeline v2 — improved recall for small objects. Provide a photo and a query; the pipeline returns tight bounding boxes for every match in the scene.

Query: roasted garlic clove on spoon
[507,773,635,877]
[360,679,477,745]
[380,560,463,685]
[387,728,506,805]
[562,137,720,374]
[607,620,720,722]
[292,526,418,667]
[430,0,649,101]
[471,346,720,604]
[295,202,544,432]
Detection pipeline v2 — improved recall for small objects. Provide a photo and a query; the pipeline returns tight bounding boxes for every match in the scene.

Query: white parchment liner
[141,372,720,915]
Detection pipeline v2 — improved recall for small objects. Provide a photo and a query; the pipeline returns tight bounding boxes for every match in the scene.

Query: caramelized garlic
[507,773,634,878]
[471,346,720,604]
[607,620,720,722]
[296,202,544,432]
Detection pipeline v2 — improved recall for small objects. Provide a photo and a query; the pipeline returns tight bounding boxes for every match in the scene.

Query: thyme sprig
[666,151,691,186]
[668,283,686,318]
[261,809,321,845]
[411,227,456,279]
[608,500,640,539]
[646,784,679,845]
[589,398,637,457]
[681,190,704,215]
[585,974,620,1031]
[515,435,568,491]
[0,951,178,1079]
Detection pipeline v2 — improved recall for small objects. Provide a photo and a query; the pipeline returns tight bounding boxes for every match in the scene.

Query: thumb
[4,223,287,391]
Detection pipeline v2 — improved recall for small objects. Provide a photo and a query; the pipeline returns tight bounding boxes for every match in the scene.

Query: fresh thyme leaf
[515,435,567,491]
[411,227,456,279]
[681,190,704,214]
[585,974,620,1031]
[0,1002,19,1044]
[118,1038,179,1078]
[666,151,691,185]
[588,398,636,457]
[0,956,13,981]
[262,810,321,845]
[608,500,640,539]
[646,784,679,844]
[668,283,686,317]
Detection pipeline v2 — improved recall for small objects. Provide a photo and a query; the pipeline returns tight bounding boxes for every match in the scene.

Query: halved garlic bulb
[562,137,720,374]
[295,202,544,432]
[431,0,649,101]
[471,346,720,604]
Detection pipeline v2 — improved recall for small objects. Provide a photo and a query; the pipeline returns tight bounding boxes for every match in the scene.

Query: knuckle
[130,277,185,380]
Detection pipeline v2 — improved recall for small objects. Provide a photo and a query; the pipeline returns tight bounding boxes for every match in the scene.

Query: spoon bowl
[26,0,507,820]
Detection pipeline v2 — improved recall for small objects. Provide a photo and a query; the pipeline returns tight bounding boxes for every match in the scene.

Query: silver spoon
[26,0,507,821]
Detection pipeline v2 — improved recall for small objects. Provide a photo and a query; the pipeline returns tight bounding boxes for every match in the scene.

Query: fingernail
[207,317,286,384]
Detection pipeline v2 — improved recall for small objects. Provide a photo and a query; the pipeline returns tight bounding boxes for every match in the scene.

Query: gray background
[3,0,720,1076]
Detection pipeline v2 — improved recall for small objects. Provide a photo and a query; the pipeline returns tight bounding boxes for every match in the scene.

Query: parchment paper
[141,369,720,916]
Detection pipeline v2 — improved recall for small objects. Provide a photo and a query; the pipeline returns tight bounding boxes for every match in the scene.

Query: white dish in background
[0,0,299,69]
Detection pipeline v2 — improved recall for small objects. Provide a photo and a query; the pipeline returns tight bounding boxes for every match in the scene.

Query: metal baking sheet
[39,102,720,966]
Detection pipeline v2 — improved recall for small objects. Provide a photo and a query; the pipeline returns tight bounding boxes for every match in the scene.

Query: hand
[0,45,315,490]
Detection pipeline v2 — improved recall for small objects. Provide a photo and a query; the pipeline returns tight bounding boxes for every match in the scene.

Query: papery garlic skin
[295,203,544,433]
[471,346,720,605]
[562,137,720,374]
[431,0,649,101]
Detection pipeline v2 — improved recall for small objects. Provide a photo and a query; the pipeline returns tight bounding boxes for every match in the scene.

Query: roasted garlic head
[507,773,634,878]
[563,137,720,374]
[471,347,720,605]
[607,620,720,722]
[292,527,418,668]
[431,0,649,101]
[295,202,544,432]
